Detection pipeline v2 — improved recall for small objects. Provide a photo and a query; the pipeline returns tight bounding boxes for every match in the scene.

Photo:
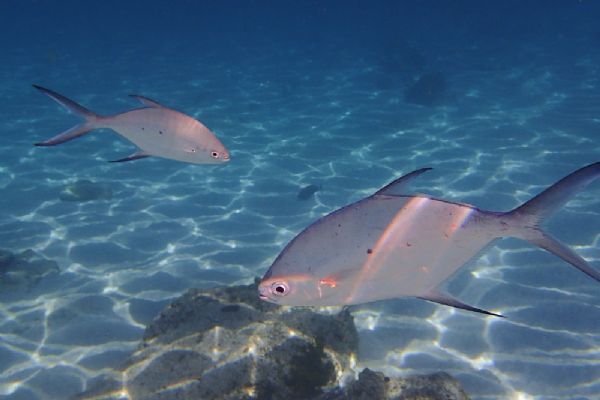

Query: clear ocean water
[1,1,600,399]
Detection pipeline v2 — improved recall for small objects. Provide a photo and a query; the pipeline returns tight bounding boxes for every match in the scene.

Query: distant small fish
[33,85,230,164]
[259,163,600,317]
[297,184,322,200]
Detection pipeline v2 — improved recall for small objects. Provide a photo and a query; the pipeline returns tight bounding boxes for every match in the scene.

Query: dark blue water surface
[1,1,600,399]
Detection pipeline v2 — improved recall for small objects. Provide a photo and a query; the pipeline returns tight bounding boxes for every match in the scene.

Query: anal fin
[110,151,150,163]
[417,290,504,318]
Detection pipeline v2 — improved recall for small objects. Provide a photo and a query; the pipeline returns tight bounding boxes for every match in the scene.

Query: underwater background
[1,0,600,398]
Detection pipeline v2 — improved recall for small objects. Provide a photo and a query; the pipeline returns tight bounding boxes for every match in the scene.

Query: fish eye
[271,282,289,297]
[190,148,197,153]
[211,151,219,158]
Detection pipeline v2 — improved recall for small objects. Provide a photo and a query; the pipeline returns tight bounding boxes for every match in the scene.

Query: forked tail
[504,162,600,282]
[33,85,100,146]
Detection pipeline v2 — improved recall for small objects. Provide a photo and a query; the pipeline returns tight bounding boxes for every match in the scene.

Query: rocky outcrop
[125,281,358,400]
[74,281,469,400]
[331,368,470,400]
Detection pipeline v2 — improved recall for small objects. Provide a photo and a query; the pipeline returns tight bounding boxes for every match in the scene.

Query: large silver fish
[33,85,230,164]
[259,163,600,317]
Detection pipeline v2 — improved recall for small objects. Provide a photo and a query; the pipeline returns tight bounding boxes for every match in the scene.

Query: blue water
[1,1,600,399]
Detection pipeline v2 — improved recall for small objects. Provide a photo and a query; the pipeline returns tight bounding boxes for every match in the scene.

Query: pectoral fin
[319,268,361,288]
[417,290,504,318]
[110,151,150,163]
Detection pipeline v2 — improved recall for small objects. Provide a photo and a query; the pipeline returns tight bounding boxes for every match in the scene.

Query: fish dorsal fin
[374,167,432,196]
[417,290,504,318]
[129,94,165,108]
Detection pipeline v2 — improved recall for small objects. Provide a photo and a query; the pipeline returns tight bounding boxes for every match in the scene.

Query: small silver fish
[259,163,600,317]
[33,85,230,164]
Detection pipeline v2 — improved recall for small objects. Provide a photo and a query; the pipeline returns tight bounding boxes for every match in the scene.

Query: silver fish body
[33,85,230,164]
[259,163,600,316]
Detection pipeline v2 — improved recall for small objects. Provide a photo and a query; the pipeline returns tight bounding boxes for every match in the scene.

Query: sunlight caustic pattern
[1,36,600,399]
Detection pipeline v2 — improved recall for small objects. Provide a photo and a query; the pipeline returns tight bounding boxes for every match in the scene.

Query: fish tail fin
[503,162,600,282]
[33,84,101,146]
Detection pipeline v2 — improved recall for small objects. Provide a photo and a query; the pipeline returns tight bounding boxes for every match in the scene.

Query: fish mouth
[258,285,275,302]
[259,294,276,303]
